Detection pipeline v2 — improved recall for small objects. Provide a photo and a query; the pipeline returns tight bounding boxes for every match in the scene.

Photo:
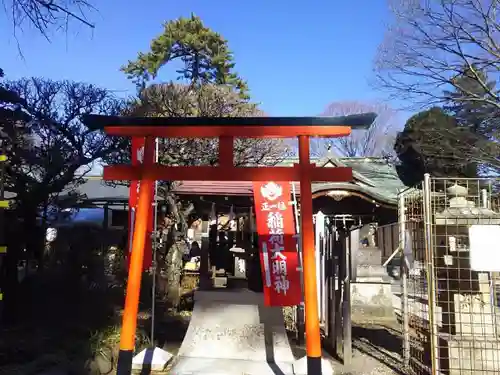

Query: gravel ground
[343,322,405,375]
[288,319,406,375]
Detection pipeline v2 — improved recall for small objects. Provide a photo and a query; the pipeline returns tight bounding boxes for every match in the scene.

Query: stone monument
[350,223,394,319]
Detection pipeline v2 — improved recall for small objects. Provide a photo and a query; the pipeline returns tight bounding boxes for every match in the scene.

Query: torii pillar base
[132,347,174,372]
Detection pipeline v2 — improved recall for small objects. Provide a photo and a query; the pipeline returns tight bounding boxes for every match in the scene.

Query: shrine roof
[60,177,130,205]
[173,157,405,205]
[66,157,405,206]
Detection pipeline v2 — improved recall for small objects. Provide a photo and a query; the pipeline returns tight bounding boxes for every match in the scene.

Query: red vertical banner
[128,137,156,271]
[253,181,302,306]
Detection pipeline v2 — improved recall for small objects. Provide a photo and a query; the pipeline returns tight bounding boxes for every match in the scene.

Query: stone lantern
[433,183,500,374]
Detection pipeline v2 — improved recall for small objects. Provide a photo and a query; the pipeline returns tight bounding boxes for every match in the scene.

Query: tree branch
[311,100,400,158]
[3,0,95,40]
[374,0,500,111]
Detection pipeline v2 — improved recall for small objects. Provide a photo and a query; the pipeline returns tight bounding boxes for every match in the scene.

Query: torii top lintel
[82,113,376,138]
[83,113,377,182]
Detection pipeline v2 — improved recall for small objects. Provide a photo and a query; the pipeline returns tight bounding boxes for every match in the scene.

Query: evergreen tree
[444,65,499,173]
[394,108,478,186]
[119,15,290,306]
[121,14,248,97]
[445,65,498,136]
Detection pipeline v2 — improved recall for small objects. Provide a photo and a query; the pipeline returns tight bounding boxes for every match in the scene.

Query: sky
[1,0,405,120]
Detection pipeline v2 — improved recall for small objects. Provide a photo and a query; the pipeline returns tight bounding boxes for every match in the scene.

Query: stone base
[441,336,500,375]
[213,276,227,288]
[170,357,295,375]
[293,356,334,375]
[169,290,296,375]
[132,347,173,372]
[355,265,392,280]
[171,355,335,375]
[453,292,498,337]
[355,246,383,266]
[351,278,395,320]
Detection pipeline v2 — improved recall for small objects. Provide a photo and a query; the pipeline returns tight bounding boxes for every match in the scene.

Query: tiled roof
[71,157,405,206]
[173,157,405,205]
[174,181,253,196]
[63,178,130,202]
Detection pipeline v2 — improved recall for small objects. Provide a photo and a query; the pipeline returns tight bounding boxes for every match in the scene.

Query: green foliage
[395,68,500,185]
[445,67,498,127]
[89,324,150,359]
[118,14,289,168]
[115,18,291,298]
[394,107,478,186]
[121,14,248,97]
[445,65,499,145]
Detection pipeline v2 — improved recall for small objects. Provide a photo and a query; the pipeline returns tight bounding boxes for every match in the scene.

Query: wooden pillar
[298,135,322,374]
[116,137,155,375]
[343,231,352,366]
[199,218,211,290]
[227,206,236,275]
[335,230,345,357]
[209,206,218,279]
[103,204,109,230]
[326,225,336,350]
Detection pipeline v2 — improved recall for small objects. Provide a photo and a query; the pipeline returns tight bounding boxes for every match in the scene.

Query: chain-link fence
[399,175,500,375]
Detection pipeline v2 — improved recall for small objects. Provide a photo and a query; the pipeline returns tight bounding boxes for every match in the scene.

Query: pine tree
[445,65,498,136]
[121,14,248,97]
[444,65,499,173]
[394,107,478,186]
[119,15,287,306]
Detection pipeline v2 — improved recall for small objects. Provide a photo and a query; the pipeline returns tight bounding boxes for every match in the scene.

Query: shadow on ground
[351,324,406,375]
[0,272,124,375]
[0,272,194,375]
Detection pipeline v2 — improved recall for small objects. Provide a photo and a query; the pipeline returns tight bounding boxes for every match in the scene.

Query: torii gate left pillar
[84,114,376,375]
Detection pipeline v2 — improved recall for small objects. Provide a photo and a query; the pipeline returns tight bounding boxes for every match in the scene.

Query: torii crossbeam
[83,113,376,375]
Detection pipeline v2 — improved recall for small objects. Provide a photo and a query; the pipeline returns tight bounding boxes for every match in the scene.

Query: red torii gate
[83,114,376,375]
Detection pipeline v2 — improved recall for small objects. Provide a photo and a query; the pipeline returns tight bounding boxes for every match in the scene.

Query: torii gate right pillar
[298,135,322,371]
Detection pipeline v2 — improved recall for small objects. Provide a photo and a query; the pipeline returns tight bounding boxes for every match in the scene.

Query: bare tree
[124,82,291,195]
[2,0,96,38]
[0,77,124,308]
[127,83,291,167]
[311,101,400,158]
[373,0,500,110]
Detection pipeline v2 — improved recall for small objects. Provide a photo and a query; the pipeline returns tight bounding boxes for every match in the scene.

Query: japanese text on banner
[253,181,301,306]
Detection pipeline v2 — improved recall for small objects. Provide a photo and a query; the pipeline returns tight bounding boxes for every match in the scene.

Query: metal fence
[286,213,352,361]
[399,174,500,375]
[378,222,399,263]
